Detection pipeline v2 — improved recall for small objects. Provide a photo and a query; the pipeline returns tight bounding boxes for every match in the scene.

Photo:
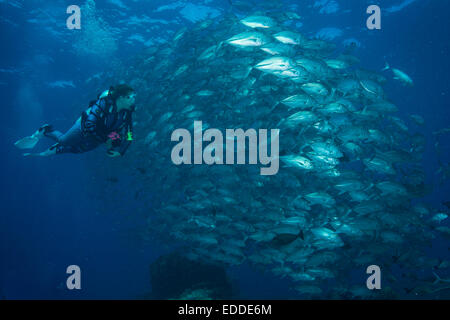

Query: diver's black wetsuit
[44,94,133,155]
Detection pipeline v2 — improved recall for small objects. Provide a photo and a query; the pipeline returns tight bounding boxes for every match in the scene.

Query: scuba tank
[80,88,116,133]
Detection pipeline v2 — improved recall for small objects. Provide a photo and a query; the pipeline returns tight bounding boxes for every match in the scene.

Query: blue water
[1,0,449,299]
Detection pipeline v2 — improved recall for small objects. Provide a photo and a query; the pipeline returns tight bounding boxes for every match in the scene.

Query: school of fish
[93,12,450,298]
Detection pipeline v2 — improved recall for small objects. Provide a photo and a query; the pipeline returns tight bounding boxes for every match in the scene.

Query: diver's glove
[105,132,122,157]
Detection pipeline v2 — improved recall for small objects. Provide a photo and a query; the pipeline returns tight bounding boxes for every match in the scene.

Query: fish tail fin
[432,271,442,284]
[431,272,450,284]
[342,209,352,218]
[381,62,390,71]
[330,87,336,100]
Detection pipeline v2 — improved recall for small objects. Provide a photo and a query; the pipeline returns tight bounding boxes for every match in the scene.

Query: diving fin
[14,132,41,149]
[14,124,51,149]
[23,147,57,157]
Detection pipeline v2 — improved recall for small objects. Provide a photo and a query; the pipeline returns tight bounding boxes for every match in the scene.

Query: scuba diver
[14,84,136,158]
